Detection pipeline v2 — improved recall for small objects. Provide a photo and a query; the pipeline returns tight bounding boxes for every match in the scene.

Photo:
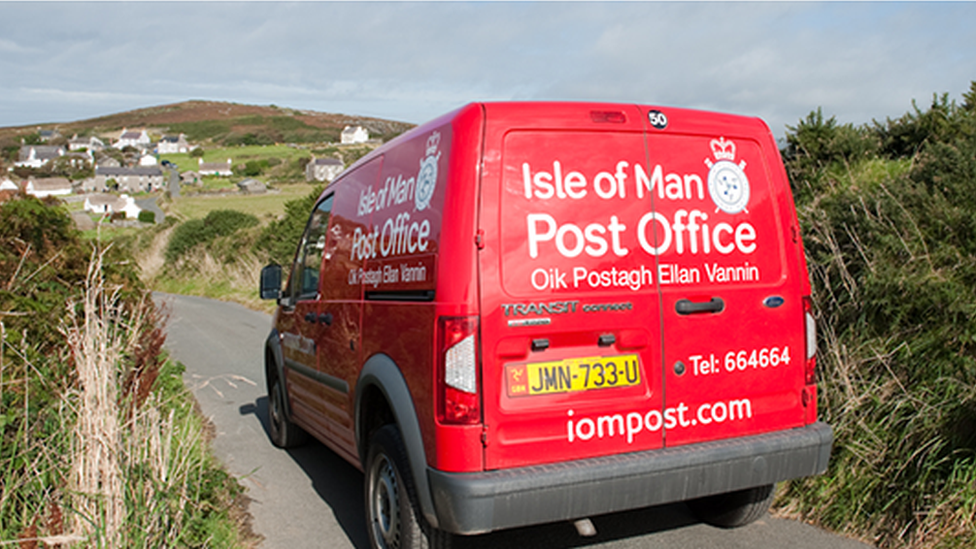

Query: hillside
[0,100,414,147]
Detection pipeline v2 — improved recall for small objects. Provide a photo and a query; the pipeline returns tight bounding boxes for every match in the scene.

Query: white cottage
[84,193,142,219]
[25,177,72,198]
[340,125,369,144]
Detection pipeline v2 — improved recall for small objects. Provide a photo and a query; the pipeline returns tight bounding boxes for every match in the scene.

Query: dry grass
[64,251,125,546]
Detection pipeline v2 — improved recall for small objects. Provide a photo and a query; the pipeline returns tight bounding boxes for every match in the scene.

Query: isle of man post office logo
[705,137,750,215]
[415,131,441,212]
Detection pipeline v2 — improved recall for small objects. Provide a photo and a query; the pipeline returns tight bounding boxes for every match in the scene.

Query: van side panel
[356,105,486,473]
[314,158,380,460]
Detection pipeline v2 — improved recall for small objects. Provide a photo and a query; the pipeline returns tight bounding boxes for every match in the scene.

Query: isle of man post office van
[259,102,833,549]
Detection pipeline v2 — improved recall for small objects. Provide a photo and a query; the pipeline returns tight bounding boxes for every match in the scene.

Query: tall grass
[776,86,976,548]
[66,252,125,546]
[0,195,253,547]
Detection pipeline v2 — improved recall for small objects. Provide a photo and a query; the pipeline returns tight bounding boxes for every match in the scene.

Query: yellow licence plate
[506,354,641,397]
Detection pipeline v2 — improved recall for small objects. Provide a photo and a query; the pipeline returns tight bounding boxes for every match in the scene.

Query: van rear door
[479,103,666,470]
[642,111,809,449]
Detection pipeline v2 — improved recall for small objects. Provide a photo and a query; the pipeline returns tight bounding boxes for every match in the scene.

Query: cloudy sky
[1,2,974,139]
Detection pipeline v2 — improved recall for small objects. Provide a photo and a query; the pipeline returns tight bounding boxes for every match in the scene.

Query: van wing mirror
[260,264,283,301]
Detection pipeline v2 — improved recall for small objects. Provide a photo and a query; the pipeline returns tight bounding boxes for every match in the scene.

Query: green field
[167,182,317,222]
[160,144,312,174]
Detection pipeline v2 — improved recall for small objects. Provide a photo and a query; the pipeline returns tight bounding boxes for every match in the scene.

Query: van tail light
[437,316,481,425]
[803,296,817,385]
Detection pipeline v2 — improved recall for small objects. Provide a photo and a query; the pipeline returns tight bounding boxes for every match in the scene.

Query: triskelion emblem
[415,131,441,212]
[705,137,750,215]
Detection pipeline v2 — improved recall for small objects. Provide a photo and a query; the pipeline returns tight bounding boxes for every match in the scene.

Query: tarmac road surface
[155,292,874,549]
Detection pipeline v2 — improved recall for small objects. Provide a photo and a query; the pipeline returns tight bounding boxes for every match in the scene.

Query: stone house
[95,154,122,168]
[92,166,165,193]
[181,171,201,185]
[306,156,344,182]
[238,178,267,194]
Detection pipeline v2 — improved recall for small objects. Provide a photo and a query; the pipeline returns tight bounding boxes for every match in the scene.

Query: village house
[83,193,142,219]
[138,154,158,166]
[91,166,165,193]
[37,129,61,142]
[59,151,94,170]
[68,135,105,152]
[305,156,344,182]
[15,145,65,168]
[180,171,200,186]
[157,134,190,154]
[341,125,369,144]
[25,177,73,198]
[94,153,121,168]
[198,158,233,177]
[0,176,19,192]
[237,178,267,194]
[114,128,151,150]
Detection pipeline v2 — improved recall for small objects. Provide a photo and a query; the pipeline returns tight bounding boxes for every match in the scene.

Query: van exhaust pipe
[573,518,597,537]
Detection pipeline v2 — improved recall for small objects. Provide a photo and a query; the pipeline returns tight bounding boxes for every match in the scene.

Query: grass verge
[1,195,257,548]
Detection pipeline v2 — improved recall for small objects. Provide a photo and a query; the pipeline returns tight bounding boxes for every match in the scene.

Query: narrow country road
[155,292,874,549]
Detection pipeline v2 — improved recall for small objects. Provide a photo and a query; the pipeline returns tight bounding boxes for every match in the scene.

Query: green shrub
[780,82,976,548]
[166,209,258,263]
[138,210,156,224]
[257,184,324,266]
[237,159,270,177]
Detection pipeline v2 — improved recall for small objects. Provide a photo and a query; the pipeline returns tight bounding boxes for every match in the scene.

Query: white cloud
[0,2,974,137]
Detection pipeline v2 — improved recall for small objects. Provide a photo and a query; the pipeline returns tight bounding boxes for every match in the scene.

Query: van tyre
[687,483,775,528]
[268,373,307,448]
[366,425,453,549]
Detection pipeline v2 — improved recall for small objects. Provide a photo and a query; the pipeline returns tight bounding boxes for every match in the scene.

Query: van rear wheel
[365,425,453,549]
[687,483,775,528]
[268,372,307,448]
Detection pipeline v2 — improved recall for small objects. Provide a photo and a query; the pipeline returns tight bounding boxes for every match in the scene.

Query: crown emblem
[710,137,736,161]
[426,131,441,156]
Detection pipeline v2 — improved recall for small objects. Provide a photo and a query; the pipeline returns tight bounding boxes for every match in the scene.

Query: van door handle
[676,297,725,315]
[318,312,334,326]
[304,312,317,323]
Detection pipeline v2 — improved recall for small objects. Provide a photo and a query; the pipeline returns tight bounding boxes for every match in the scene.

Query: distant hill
[0,100,415,147]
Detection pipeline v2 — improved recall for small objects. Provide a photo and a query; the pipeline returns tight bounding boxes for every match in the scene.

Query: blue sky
[1,2,974,139]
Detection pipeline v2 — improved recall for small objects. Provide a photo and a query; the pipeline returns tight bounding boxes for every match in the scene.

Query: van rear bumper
[427,421,832,535]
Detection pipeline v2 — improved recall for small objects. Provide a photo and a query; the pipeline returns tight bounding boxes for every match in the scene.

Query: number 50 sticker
[648,110,668,130]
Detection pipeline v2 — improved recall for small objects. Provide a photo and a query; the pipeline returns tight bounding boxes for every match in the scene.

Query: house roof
[313,157,343,166]
[238,178,267,193]
[86,193,125,207]
[120,131,144,140]
[160,134,185,143]
[199,160,232,172]
[69,135,104,145]
[19,145,64,162]
[28,177,72,191]
[95,166,164,176]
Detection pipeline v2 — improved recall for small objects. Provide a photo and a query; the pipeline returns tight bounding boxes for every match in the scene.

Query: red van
[260,102,832,548]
